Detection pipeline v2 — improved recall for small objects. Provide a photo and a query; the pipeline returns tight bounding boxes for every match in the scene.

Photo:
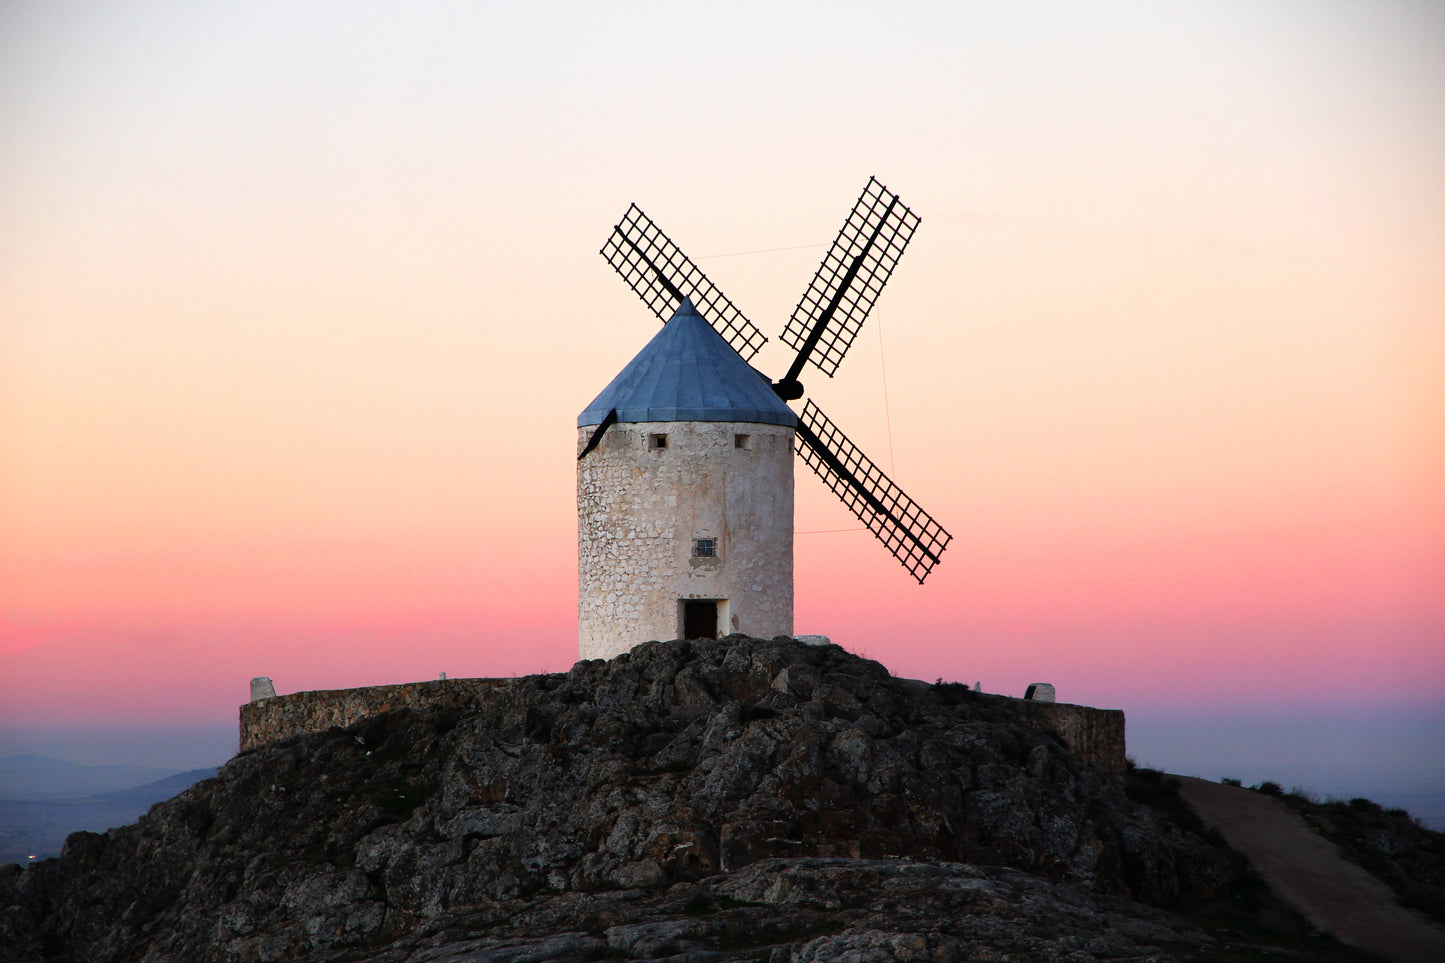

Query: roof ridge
[578,303,797,429]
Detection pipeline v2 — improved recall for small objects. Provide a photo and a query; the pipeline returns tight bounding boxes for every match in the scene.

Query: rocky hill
[0,638,1376,961]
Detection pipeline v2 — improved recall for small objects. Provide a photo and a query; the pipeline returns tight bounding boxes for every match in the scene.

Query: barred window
[693,538,717,558]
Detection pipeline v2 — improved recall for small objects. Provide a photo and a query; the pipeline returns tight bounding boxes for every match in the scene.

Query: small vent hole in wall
[734,433,751,450]
[693,538,716,558]
[649,433,668,450]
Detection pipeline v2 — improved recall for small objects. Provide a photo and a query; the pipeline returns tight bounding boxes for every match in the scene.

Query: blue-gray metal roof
[578,299,799,428]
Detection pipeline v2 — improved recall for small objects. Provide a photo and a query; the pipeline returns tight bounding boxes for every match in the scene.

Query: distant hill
[0,762,218,867]
[0,754,176,799]
[0,637,1395,962]
[92,768,219,805]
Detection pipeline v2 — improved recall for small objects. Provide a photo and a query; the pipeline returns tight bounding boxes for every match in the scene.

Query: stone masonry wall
[240,669,1126,775]
[239,678,517,752]
[1007,698,1127,774]
[577,421,794,661]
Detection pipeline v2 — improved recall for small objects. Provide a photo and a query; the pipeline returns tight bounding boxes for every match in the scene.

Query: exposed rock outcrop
[0,638,1322,961]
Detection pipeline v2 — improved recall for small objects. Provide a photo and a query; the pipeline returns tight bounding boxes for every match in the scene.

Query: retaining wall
[1007,698,1127,774]
[240,677,1126,775]
[239,678,517,752]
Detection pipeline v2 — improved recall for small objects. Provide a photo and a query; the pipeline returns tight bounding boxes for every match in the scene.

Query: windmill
[576,178,950,660]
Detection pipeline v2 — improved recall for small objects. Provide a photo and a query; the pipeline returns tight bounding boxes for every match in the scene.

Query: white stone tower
[577,299,797,661]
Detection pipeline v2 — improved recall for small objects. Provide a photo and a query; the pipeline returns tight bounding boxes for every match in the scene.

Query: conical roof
[578,299,798,428]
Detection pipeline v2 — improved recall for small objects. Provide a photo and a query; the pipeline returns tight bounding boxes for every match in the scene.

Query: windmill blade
[600,204,768,361]
[796,400,951,584]
[779,178,920,385]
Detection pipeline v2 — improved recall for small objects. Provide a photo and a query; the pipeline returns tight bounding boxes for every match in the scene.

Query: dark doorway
[682,601,718,639]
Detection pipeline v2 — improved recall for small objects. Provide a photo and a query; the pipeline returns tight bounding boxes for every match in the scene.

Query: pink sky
[2,3,1441,789]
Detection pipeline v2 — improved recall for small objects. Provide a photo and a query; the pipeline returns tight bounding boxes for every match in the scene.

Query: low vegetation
[1234,778,1445,925]
[1123,767,1366,958]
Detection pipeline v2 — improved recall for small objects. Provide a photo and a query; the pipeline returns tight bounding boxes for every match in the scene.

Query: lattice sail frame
[600,204,768,361]
[796,400,951,583]
[781,177,920,378]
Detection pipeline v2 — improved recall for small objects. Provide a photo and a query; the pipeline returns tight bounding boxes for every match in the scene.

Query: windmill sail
[600,204,768,361]
[796,400,951,584]
[780,177,920,382]
[599,180,952,584]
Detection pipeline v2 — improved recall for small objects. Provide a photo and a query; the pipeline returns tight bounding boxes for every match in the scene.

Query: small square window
[734,433,751,450]
[649,433,668,450]
[693,538,716,558]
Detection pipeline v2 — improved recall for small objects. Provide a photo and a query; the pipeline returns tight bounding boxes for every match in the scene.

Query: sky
[2,2,1442,810]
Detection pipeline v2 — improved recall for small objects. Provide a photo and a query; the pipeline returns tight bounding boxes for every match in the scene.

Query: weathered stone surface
[3,639,1295,962]
[333,859,1230,962]
[241,655,1124,773]
[577,421,796,660]
[239,678,517,751]
[1008,696,1128,774]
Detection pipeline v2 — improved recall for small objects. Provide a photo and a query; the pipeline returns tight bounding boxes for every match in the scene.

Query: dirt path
[1175,775,1445,963]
